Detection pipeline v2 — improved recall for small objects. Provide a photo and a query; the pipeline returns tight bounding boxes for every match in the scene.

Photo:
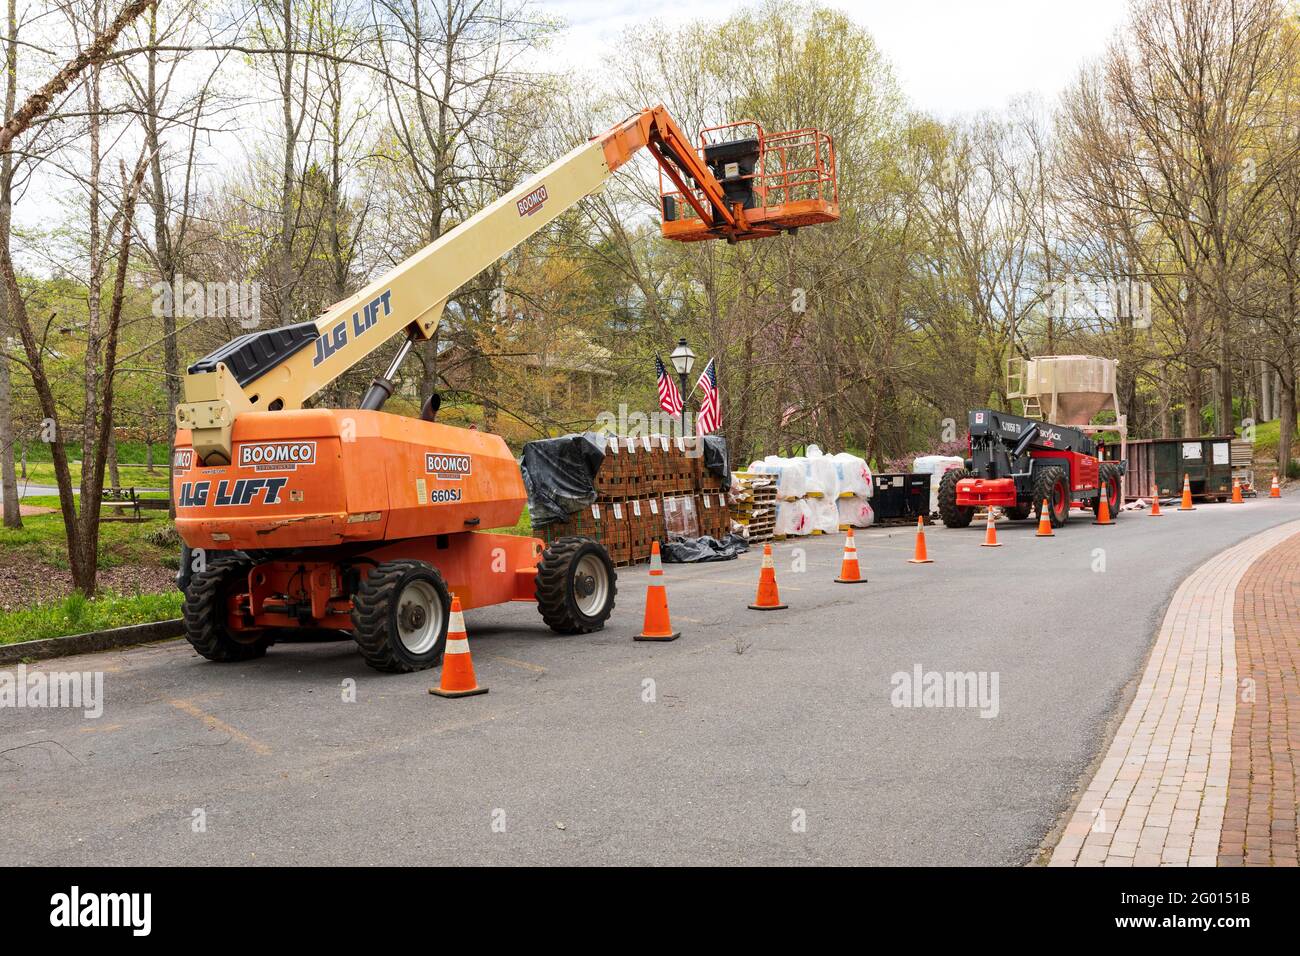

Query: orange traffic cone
[1178,473,1196,511]
[908,515,934,564]
[980,509,1002,547]
[835,528,868,583]
[1092,487,1115,525]
[1231,476,1244,504]
[748,541,788,610]
[1035,498,1055,537]
[429,596,488,698]
[1149,483,1162,516]
[1270,474,1282,498]
[636,540,680,641]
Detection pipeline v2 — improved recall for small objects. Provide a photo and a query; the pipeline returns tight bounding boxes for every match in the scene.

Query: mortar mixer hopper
[1007,354,1128,459]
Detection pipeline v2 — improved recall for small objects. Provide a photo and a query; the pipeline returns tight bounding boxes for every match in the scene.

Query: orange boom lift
[172,106,838,672]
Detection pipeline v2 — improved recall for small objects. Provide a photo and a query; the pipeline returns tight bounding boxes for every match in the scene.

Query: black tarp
[702,434,730,491]
[519,432,605,527]
[661,533,749,563]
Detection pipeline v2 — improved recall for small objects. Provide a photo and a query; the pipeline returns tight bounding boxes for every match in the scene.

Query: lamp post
[669,336,696,426]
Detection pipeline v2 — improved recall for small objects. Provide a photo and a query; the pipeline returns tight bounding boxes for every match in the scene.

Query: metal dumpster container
[1104,436,1234,502]
[871,472,932,520]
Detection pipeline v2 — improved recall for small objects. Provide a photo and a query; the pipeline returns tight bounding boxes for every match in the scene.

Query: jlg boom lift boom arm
[177,105,838,463]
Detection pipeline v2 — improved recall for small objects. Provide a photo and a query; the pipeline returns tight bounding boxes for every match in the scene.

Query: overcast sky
[542,0,1133,117]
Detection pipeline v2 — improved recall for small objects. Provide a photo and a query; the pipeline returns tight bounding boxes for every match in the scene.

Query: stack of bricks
[536,434,731,567]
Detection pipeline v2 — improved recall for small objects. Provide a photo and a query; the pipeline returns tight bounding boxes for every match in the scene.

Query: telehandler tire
[937,468,975,528]
[351,560,450,673]
[183,559,274,662]
[535,536,617,634]
[1032,466,1071,528]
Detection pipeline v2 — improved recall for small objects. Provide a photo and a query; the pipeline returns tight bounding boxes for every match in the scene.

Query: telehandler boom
[172,105,838,672]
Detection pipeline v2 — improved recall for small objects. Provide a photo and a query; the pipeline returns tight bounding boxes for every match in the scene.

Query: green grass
[0,497,177,571]
[486,508,534,536]
[0,590,183,645]
[1241,418,1298,461]
[13,440,160,465]
[11,461,168,488]
[14,461,82,487]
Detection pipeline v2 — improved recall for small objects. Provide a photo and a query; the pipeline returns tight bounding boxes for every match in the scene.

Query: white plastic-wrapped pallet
[913,455,965,517]
[804,446,841,500]
[830,452,873,498]
[837,496,874,527]
[785,456,824,498]
[759,455,807,499]
[774,498,813,536]
[811,496,840,534]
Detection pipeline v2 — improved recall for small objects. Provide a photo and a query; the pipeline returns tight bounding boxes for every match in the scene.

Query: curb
[0,618,185,665]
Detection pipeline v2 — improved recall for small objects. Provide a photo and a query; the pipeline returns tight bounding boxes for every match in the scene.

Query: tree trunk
[106,431,119,490]
[1183,364,1202,436]
[1260,360,1273,421]
[0,0,19,529]
[1277,364,1295,480]
[142,17,181,517]
[0,339,18,528]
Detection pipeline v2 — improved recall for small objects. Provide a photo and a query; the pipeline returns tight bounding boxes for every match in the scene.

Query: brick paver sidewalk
[1219,535,1300,865]
[1050,519,1300,867]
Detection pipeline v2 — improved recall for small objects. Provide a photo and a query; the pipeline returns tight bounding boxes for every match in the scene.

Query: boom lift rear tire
[937,468,975,528]
[535,536,617,634]
[1093,462,1122,518]
[183,559,274,662]
[1006,504,1033,520]
[351,559,451,673]
[1032,466,1070,528]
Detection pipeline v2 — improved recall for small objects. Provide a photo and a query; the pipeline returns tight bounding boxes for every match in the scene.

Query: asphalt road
[3,494,1298,866]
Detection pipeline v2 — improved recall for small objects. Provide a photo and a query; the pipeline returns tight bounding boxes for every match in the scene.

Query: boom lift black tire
[351,559,450,673]
[937,468,975,528]
[1032,466,1071,528]
[535,536,617,634]
[183,559,274,662]
[1006,504,1033,520]
[1093,462,1122,518]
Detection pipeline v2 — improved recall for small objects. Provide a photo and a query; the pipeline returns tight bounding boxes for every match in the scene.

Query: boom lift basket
[660,121,839,242]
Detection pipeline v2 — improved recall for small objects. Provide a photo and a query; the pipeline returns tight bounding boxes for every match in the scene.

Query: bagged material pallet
[774,498,812,536]
[830,452,872,498]
[803,445,842,499]
[810,496,840,534]
[913,454,965,517]
[837,496,875,527]
[749,457,806,500]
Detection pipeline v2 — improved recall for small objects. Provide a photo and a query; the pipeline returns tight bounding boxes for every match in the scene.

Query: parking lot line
[168,698,273,756]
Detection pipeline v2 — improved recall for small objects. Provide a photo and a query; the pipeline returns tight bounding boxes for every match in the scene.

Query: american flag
[655,355,682,417]
[696,358,721,434]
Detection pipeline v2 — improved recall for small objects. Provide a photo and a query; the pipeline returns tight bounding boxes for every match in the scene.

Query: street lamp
[669,337,695,424]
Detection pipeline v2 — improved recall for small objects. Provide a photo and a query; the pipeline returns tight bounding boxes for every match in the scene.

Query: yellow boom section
[177,138,612,462]
[176,103,836,464]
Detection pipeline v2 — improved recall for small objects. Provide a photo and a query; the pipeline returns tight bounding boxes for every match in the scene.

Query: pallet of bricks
[728,471,777,543]
[539,435,729,567]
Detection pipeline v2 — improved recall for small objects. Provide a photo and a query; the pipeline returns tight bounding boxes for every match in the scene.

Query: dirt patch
[0,556,176,612]
[17,503,55,517]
